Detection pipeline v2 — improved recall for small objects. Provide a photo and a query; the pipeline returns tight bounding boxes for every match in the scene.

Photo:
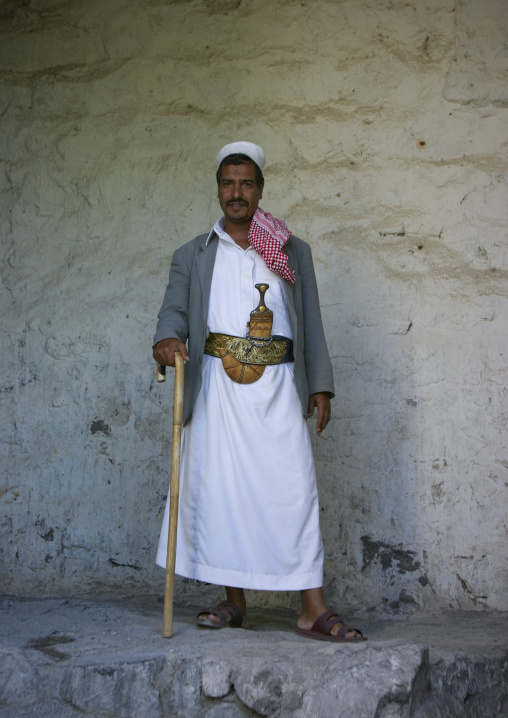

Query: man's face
[217,162,263,225]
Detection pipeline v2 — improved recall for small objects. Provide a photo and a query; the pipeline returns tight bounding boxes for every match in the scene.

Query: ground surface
[0,597,507,717]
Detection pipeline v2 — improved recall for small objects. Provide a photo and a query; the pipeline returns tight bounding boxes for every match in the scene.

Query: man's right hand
[153,338,190,367]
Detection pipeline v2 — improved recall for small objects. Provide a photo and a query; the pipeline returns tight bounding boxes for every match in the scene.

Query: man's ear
[259,182,264,199]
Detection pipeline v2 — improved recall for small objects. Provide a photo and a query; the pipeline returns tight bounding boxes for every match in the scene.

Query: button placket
[241,248,255,336]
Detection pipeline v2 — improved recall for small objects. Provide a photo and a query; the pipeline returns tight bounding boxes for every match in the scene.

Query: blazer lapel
[282,240,299,348]
[196,233,218,325]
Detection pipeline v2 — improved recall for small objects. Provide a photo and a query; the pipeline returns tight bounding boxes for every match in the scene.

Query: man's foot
[196,600,248,629]
[296,609,367,642]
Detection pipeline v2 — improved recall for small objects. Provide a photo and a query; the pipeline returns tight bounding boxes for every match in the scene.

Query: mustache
[226,199,248,206]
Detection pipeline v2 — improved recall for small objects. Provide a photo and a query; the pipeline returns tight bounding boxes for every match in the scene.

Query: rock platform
[0,597,506,717]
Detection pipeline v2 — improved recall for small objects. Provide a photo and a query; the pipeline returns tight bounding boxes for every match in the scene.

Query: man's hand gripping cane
[153,337,190,368]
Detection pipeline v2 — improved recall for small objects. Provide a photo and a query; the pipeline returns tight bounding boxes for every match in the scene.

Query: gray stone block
[204,704,251,718]
[294,645,429,718]
[0,650,41,707]
[233,660,287,715]
[163,657,202,717]
[39,659,164,718]
[201,659,232,698]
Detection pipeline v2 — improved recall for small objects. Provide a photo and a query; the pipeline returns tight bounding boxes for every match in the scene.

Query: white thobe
[156,219,324,590]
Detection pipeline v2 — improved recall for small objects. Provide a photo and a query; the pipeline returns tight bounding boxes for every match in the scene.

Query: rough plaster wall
[0,0,507,613]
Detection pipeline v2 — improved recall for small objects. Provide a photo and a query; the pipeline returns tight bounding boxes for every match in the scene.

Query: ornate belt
[204,332,293,366]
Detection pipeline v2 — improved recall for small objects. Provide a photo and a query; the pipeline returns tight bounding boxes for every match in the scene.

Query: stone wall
[1,0,507,612]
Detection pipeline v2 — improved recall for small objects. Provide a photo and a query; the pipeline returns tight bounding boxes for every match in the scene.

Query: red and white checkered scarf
[247,208,295,285]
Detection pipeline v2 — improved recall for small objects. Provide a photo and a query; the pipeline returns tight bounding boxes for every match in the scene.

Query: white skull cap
[217,141,266,170]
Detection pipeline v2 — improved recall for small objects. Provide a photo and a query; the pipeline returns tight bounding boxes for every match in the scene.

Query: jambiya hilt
[247,283,273,340]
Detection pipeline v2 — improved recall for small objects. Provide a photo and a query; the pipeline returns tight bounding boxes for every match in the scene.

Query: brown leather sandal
[295,610,367,642]
[196,600,247,629]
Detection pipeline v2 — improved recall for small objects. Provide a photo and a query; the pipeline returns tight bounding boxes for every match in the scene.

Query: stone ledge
[0,597,506,717]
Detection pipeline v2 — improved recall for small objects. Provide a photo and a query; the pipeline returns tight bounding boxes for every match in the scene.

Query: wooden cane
[157,353,184,638]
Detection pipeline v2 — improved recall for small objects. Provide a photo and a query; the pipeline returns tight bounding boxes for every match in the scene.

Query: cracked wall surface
[0,0,507,613]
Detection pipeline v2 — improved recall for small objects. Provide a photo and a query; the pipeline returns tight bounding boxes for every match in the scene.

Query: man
[153,141,365,642]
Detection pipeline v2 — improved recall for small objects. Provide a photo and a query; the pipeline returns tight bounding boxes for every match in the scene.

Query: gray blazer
[154,231,335,425]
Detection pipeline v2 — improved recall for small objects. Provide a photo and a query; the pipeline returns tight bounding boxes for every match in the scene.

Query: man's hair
[216,153,264,188]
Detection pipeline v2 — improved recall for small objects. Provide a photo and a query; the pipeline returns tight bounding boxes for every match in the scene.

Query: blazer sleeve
[298,242,335,398]
[153,244,192,347]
